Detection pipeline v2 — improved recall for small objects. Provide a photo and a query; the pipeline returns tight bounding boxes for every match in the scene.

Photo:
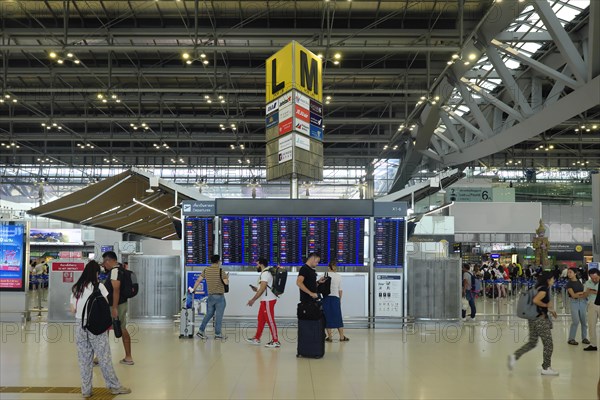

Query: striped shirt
[202,265,226,295]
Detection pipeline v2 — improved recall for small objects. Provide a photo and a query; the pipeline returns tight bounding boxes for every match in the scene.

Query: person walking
[245,258,280,348]
[583,268,599,351]
[70,260,131,398]
[192,254,229,340]
[102,251,134,366]
[508,271,559,376]
[322,261,348,342]
[566,268,589,346]
[462,264,476,321]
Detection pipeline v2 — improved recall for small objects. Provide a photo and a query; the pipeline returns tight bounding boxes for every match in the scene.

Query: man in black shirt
[297,253,321,302]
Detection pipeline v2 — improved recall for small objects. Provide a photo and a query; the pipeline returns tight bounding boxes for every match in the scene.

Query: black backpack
[267,266,288,296]
[317,272,332,297]
[118,267,139,300]
[483,270,491,281]
[82,284,113,335]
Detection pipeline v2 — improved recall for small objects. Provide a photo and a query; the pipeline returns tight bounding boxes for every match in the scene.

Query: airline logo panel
[279,118,293,136]
[310,112,322,127]
[266,111,279,128]
[309,99,322,115]
[266,98,279,115]
[294,105,310,123]
[279,103,293,122]
[294,91,310,110]
[294,119,310,136]
[310,125,323,141]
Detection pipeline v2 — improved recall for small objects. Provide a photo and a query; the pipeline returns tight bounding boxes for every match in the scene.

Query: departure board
[220,216,366,267]
[245,217,271,265]
[184,217,214,266]
[332,218,365,266]
[374,218,405,268]
[273,217,303,266]
[305,218,331,265]
[221,216,244,265]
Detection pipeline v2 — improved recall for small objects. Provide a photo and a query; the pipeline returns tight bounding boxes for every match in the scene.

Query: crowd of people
[462,262,599,377]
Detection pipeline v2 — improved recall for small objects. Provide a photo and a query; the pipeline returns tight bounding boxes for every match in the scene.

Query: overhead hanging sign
[265,41,323,103]
[265,41,324,182]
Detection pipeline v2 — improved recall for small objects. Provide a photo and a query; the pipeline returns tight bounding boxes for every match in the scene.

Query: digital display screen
[184,217,214,266]
[0,222,27,291]
[374,218,405,268]
[221,216,365,267]
[29,228,83,245]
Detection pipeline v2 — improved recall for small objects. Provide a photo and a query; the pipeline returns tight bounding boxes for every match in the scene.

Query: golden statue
[532,219,550,267]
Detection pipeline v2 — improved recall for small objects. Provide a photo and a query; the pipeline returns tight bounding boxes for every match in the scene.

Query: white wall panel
[450,202,541,233]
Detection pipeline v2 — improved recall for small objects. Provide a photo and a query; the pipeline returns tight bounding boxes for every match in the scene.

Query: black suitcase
[296,317,326,358]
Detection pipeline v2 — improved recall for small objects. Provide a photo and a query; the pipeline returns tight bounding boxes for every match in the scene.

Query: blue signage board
[0,222,27,291]
[186,271,208,300]
[309,125,323,141]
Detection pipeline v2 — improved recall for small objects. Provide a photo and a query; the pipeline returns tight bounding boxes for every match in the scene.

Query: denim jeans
[569,298,588,341]
[199,294,226,336]
[462,290,476,319]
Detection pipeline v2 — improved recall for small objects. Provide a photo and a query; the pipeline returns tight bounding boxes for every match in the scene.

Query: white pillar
[593,174,600,261]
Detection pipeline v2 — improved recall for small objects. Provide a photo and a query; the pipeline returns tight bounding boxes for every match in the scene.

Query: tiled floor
[0,318,598,399]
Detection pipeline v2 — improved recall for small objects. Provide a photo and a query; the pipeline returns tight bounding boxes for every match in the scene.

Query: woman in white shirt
[322,261,348,342]
[70,260,130,398]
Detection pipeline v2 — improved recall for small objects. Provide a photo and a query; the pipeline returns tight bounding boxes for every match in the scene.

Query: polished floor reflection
[0,318,598,399]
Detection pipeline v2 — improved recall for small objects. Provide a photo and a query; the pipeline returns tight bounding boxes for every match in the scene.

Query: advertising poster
[29,229,83,245]
[375,273,403,317]
[186,271,208,300]
[0,222,26,291]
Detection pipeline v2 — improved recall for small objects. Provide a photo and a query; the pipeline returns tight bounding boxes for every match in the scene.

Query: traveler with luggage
[102,251,134,366]
[508,271,559,376]
[192,254,229,340]
[566,268,589,346]
[246,257,281,348]
[70,260,131,398]
[322,260,348,342]
[296,252,327,358]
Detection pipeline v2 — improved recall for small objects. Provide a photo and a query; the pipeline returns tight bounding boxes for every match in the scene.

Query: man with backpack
[462,264,476,321]
[102,251,134,366]
[245,257,281,348]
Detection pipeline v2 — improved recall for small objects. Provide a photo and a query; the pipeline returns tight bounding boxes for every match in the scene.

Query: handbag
[297,300,322,320]
[219,268,229,293]
[112,318,123,338]
[317,272,331,297]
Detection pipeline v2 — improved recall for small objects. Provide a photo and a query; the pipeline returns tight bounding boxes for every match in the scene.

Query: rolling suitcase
[179,307,194,338]
[296,300,326,358]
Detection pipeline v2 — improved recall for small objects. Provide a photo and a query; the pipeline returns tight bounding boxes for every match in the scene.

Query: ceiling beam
[441,76,600,166]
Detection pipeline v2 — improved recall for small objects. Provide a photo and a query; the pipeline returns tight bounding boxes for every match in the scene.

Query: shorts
[117,302,128,328]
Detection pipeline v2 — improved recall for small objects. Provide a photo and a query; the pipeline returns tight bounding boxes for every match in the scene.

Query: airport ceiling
[0,0,598,191]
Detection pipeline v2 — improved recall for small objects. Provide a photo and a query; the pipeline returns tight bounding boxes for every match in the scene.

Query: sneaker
[245,338,261,345]
[82,394,92,399]
[568,339,579,345]
[541,368,559,376]
[265,341,281,348]
[582,338,590,345]
[214,334,228,340]
[507,354,516,371]
[583,345,598,351]
[196,331,207,339]
[110,386,132,395]
[469,317,476,322]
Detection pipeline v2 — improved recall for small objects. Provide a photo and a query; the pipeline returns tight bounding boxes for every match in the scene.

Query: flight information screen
[220,216,366,267]
[304,217,331,265]
[184,217,214,266]
[374,218,405,268]
[221,216,244,265]
[331,217,365,266]
[273,217,303,266]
